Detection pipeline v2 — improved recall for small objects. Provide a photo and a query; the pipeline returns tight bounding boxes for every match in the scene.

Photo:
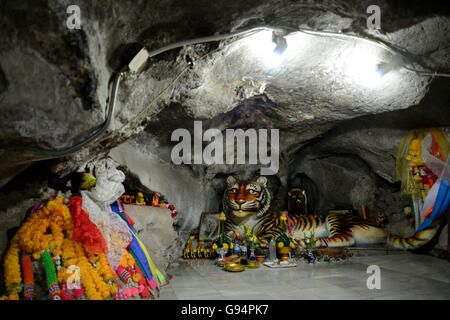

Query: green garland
[41,251,58,286]
[41,250,61,299]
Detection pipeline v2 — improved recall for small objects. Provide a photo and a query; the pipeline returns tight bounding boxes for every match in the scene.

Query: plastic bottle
[233,240,240,258]
[269,239,276,262]
[241,241,248,265]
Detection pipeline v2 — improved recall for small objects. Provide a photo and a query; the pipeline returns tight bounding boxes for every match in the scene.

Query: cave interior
[0,0,449,301]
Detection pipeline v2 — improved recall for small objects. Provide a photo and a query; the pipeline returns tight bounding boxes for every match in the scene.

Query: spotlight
[344,47,386,87]
[247,30,288,68]
[272,32,287,56]
[375,63,386,76]
[376,56,402,77]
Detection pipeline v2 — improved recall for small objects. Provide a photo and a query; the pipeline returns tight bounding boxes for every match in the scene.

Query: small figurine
[196,237,205,259]
[367,212,387,227]
[151,192,160,206]
[406,139,429,201]
[406,139,425,167]
[376,212,387,228]
[183,236,196,260]
[135,192,145,205]
[203,245,211,259]
[121,195,130,204]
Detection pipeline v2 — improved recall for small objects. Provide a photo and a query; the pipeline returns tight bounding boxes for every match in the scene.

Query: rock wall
[122,205,180,282]
[1,0,450,258]
[110,141,221,233]
[1,0,450,186]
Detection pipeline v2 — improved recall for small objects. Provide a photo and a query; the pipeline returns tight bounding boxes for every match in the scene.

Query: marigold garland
[73,241,111,300]
[97,252,118,283]
[119,251,135,268]
[1,196,146,300]
[3,233,22,297]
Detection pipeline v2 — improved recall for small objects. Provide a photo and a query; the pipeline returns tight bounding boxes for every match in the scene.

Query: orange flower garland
[1,196,142,300]
[73,242,111,300]
[2,233,22,299]
[97,252,119,283]
[119,251,135,268]
[58,239,78,285]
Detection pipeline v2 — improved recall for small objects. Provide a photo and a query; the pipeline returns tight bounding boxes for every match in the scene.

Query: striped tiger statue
[222,176,443,250]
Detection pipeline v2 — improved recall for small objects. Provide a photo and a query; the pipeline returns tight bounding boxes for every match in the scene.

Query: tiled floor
[159,251,450,300]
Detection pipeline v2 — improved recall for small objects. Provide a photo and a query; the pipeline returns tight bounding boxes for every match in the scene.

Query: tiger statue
[222,175,443,250]
[222,176,273,240]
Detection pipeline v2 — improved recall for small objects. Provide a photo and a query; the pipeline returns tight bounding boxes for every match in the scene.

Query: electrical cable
[0,65,127,156]
[145,26,281,58]
[298,28,450,78]
[2,25,449,156]
[0,27,275,156]
[402,66,450,78]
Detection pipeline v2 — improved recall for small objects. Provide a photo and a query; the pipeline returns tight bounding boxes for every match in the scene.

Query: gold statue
[136,192,146,205]
[196,237,205,259]
[183,236,196,259]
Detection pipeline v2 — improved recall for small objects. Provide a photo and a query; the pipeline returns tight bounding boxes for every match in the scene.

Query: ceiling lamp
[272,31,288,56]
[246,30,288,68]
[343,46,385,88]
[376,55,404,77]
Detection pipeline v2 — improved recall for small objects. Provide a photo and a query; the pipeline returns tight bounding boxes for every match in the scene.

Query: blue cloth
[417,179,450,232]
[110,201,153,281]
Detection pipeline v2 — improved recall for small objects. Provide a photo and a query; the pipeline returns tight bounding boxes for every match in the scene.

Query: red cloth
[134,262,151,298]
[68,196,108,254]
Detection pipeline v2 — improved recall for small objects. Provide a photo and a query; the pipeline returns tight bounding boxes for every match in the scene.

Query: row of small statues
[120,192,146,205]
[183,236,215,259]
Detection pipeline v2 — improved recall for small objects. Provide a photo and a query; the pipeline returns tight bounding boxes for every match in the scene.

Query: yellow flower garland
[3,233,22,297]
[97,252,117,283]
[73,241,111,300]
[58,239,78,284]
[1,196,120,300]
[119,251,135,268]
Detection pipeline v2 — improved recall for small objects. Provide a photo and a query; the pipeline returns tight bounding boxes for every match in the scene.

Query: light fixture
[246,30,288,68]
[343,46,385,88]
[272,31,287,56]
[376,55,403,77]
[376,62,391,77]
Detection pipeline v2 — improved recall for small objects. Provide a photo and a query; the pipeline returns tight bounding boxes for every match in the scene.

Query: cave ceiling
[0,0,449,188]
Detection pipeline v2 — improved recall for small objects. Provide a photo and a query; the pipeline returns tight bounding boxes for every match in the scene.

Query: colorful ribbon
[110,201,165,286]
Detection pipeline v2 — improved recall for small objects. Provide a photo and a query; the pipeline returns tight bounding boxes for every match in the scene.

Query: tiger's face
[223,176,271,225]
